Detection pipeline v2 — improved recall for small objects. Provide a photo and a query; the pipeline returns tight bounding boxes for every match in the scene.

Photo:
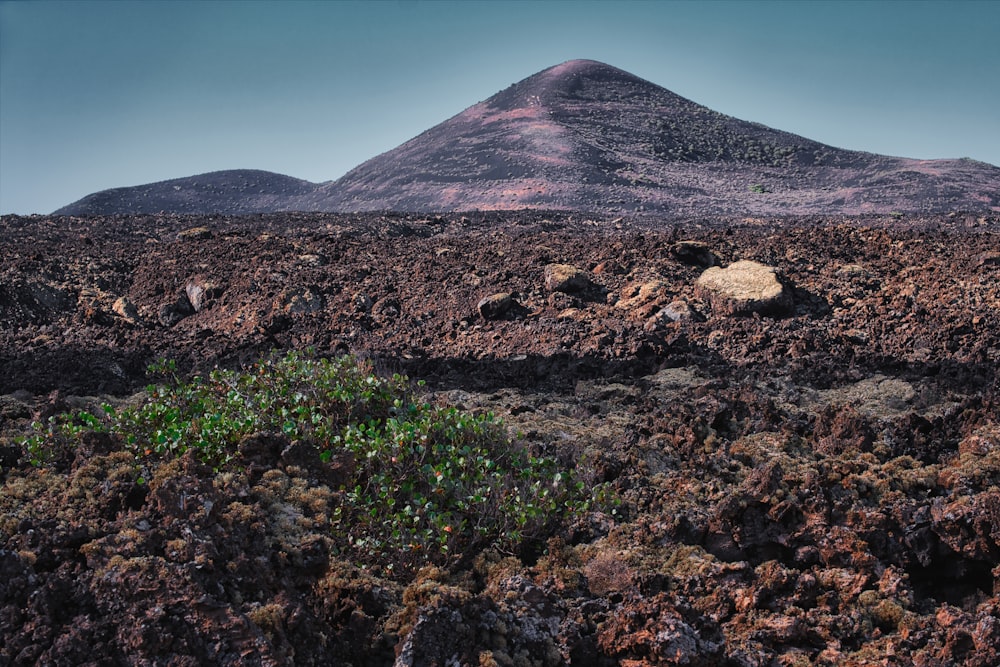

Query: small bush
[20,350,590,572]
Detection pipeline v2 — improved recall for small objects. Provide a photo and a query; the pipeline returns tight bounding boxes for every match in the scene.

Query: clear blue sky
[1,0,998,214]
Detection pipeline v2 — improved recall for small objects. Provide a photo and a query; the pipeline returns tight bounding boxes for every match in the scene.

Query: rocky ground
[1,210,999,665]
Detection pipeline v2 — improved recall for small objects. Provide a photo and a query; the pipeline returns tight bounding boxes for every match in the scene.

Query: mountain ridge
[53,59,1000,216]
[53,169,317,216]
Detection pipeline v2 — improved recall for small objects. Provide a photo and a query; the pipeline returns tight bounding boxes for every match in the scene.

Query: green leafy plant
[21,409,106,467]
[20,350,592,571]
[333,401,586,568]
[99,352,406,466]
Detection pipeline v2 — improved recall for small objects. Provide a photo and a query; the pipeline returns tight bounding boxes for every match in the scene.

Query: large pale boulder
[544,264,592,293]
[695,260,792,317]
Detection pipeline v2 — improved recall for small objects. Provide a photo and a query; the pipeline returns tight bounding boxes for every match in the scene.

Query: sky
[1,0,998,215]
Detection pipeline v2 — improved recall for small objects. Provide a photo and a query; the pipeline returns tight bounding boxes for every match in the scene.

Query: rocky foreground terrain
[1,210,999,665]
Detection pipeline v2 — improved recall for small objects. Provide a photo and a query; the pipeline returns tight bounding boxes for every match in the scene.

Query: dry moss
[583,549,633,596]
[247,602,286,642]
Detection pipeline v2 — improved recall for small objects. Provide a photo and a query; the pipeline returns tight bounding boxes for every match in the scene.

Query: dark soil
[2,210,999,665]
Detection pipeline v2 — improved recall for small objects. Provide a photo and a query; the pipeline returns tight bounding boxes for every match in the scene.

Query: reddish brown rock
[477,292,514,320]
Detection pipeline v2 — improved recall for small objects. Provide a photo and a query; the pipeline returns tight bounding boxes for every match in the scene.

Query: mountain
[52,170,317,216]
[54,60,1000,216]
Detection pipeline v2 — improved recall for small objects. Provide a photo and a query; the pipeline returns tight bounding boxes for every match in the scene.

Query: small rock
[185,277,222,313]
[836,263,868,278]
[112,297,142,326]
[664,300,702,321]
[352,292,373,313]
[617,280,670,315]
[280,287,324,315]
[477,292,514,320]
[373,297,400,319]
[156,303,184,327]
[76,287,113,325]
[672,240,717,267]
[186,283,207,312]
[958,424,1000,457]
[976,252,1000,268]
[0,394,32,421]
[177,226,212,241]
[548,291,578,310]
[644,300,703,331]
[593,259,626,275]
[695,260,792,317]
[544,263,592,293]
[297,254,326,267]
[157,295,193,327]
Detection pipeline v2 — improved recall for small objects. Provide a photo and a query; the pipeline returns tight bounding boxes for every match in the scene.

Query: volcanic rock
[695,260,792,316]
[616,280,670,317]
[111,297,142,326]
[544,264,592,293]
[373,296,401,320]
[645,300,703,331]
[672,240,718,267]
[185,277,222,313]
[977,252,1000,268]
[279,287,324,315]
[477,292,514,320]
[177,226,213,241]
[352,292,373,313]
[3,211,1000,666]
[157,295,194,327]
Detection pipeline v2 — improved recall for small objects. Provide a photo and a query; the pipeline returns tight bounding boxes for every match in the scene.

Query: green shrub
[109,352,407,466]
[20,351,590,571]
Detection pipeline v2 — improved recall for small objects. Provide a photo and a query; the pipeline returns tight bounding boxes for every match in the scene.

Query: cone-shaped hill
[55,60,1000,216]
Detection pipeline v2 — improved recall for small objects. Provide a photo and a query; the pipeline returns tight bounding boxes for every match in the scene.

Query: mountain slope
[54,60,1000,216]
[308,59,1000,215]
[53,170,318,216]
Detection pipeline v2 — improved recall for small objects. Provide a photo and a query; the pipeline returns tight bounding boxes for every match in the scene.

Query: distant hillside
[53,170,318,216]
[54,60,1000,216]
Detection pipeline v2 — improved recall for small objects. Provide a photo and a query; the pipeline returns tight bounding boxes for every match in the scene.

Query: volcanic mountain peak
[488,59,651,107]
[316,59,1000,215]
[53,60,1000,217]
